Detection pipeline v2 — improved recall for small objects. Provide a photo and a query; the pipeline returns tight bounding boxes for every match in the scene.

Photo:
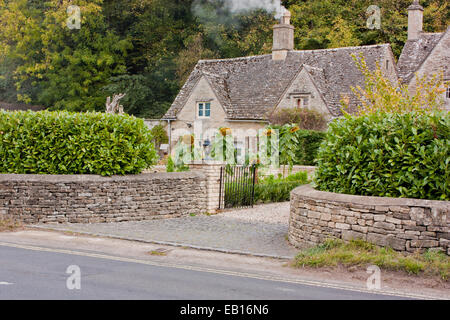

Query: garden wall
[0,172,207,224]
[289,185,450,255]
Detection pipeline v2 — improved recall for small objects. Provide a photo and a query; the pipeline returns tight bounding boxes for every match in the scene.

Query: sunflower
[182,134,194,145]
[290,126,300,134]
[219,127,231,136]
[265,129,274,137]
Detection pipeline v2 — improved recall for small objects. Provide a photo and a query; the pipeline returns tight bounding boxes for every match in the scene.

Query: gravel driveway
[35,202,298,259]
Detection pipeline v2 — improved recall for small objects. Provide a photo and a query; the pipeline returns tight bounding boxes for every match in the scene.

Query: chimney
[407,0,424,40]
[272,8,294,61]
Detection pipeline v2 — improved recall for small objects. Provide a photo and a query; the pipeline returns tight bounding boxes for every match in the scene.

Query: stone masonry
[0,172,207,224]
[289,185,450,255]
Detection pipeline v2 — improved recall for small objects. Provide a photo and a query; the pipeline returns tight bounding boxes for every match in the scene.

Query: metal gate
[219,165,257,209]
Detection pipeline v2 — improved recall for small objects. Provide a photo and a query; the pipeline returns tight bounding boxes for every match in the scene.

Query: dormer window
[198,102,211,118]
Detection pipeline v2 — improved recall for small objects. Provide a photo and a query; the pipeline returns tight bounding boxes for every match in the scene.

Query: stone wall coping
[292,184,449,209]
[0,171,205,183]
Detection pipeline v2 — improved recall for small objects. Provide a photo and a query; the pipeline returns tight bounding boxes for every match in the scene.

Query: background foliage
[0,110,157,176]
[0,0,448,118]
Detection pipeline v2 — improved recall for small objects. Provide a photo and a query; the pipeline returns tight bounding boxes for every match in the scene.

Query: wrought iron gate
[219,165,257,209]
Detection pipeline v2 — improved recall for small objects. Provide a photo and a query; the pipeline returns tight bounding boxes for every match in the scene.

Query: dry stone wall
[289,185,449,255]
[0,172,207,224]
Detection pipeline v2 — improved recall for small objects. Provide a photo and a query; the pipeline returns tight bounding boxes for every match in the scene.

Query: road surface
[0,243,408,300]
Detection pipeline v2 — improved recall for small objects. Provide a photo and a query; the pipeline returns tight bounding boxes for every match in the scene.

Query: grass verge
[292,239,449,281]
[0,218,23,232]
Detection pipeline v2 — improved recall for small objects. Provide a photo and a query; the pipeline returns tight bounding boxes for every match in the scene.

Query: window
[296,96,309,109]
[446,87,450,99]
[198,102,211,118]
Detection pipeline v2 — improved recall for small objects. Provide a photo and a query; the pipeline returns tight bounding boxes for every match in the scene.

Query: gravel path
[35,202,298,259]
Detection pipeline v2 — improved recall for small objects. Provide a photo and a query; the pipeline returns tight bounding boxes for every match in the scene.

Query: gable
[407,29,450,92]
[174,76,226,122]
[398,32,446,83]
[274,67,331,118]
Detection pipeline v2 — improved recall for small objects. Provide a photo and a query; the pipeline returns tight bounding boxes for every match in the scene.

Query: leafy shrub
[269,107,328,131]
[268,125,326,166]
[254,171,309,203]
[150,124,168,149]
[294,129,326,166]
[0,110,157,176]
[314,112,449,200]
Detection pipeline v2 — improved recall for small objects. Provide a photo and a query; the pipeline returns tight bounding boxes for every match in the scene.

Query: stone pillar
[189,161,224,214]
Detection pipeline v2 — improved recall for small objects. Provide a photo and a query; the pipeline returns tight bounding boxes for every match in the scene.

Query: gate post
[189,161,224,214]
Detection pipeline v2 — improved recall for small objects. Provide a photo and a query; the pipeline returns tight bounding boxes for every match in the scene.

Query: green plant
[150,124,169,149]
[343,54,447,116]
[210,127,236,164]
[0,110,157,176]
[254,171,309,203]
[267,125,326,166]
[166,156,175,172]
[293,239,450,280]
[314,111,449,200]
[269,107,328,131]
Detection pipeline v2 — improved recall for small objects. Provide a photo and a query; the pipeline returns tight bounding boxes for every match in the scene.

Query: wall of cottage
[169,76,266,153]
[408,30,450,110]
[289,185,450,255]
[0,172,207,224]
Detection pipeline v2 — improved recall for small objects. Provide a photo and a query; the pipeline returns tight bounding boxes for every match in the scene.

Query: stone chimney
[272,8,294,61]
[407,0,424,40]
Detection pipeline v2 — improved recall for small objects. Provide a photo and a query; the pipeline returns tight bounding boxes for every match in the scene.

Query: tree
[344,54,447,115]
[0,0,131,111]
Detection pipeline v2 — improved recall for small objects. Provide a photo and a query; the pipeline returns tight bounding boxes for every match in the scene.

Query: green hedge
[314,112,449,200]
[254,171,309,203]
[294,129,326,165]
[0,110,157,176]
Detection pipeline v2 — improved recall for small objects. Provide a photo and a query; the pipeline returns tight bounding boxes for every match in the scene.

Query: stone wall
[0,172,207,224]
[289,185,449,255]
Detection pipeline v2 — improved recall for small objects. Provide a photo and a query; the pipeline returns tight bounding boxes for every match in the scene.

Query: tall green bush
[314,112,449,200]
[0,110,157,176]
[295,129,326,166]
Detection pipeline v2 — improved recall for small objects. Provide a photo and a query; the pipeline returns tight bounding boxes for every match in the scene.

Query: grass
[293,239,450,281]
[148,250,168,256]
[0,218,22,232]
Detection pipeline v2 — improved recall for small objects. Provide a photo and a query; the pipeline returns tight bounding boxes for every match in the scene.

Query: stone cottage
[397,0,450,110]
[163,9,398,154]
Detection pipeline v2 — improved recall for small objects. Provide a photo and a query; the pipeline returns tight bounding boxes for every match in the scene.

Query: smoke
[222,0,285,19]
[191,0,285,48]
[192,0,285,22]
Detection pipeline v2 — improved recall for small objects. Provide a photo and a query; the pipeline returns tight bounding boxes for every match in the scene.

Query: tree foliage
[0,0,448,117]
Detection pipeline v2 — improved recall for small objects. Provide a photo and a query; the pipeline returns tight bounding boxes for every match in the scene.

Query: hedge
[0,110,157,176]
[314,112,449,200]
[294,129,326,165]
[254,171,309,203]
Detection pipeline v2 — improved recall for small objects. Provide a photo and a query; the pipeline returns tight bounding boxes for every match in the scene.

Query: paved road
[0,243,407,300]
[35,203,298,259]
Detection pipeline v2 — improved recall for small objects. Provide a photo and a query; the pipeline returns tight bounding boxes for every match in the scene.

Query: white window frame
[198,102,211,119]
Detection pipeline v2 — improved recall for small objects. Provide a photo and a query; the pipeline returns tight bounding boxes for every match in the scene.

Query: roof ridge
[291,43,390,53]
